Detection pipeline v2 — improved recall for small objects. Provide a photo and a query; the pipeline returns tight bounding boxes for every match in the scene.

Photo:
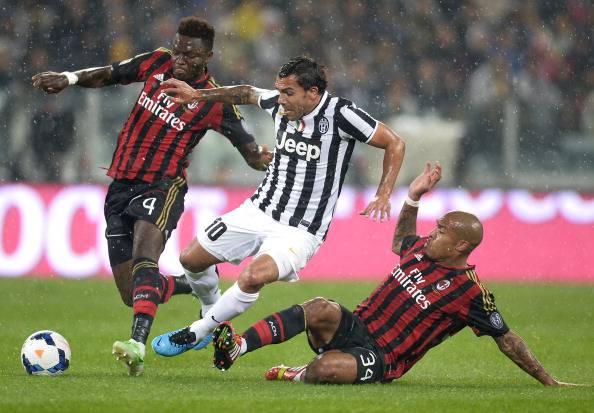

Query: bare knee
[179,239,219,273]
[237,267,266,292]
[305,353,355,384]
[179,247,203,273]
[302,297,340,327]
[132,221,164,261]
[237,255,279,293]
[306,357,338,383]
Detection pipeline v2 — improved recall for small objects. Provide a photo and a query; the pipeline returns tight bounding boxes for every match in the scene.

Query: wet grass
[1,278,592,413]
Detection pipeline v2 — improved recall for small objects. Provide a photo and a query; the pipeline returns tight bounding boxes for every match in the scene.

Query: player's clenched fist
[31,72,70,94]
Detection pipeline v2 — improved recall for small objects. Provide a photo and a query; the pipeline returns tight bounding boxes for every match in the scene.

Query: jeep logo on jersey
[276,133,321,162]
[318,117,329,133]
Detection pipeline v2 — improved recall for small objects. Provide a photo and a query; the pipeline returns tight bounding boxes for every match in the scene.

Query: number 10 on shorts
[205,217,227,241]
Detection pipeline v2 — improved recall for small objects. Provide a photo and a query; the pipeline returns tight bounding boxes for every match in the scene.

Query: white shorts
[197,200,323,282]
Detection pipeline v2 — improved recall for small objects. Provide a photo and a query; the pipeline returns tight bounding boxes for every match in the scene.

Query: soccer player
[210,162,578,386]
[152,56,406,356]
[31,17,272,376]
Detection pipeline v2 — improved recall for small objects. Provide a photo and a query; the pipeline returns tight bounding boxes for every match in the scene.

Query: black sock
[131,313,153,344]
[158,274,192,304]
[242,305,305,353]
[131,257,162,343]
[171,274,192,295]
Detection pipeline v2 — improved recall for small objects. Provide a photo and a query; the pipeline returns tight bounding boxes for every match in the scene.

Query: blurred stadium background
[0,0,593,282]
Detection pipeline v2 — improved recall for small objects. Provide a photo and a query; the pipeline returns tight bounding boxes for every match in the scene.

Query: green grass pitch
[1,278,592,413]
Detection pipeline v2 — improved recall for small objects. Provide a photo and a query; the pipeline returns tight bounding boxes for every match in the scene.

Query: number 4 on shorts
[143,197,157,215]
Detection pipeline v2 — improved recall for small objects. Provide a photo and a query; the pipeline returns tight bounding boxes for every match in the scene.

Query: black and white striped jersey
[250,90,379,241]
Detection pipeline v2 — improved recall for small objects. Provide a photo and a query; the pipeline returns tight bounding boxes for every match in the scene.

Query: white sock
[183,265,221,315]
[292,367,306,382]
[189,282,259,341]
[239,337,248,356]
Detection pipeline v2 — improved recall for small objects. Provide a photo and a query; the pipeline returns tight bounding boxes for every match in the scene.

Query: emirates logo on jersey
[390,265,430,310]
[137,91,186,131]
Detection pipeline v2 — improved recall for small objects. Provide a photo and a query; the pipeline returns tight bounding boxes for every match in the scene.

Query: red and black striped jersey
[353,235,509,381]
[107,48,254,183]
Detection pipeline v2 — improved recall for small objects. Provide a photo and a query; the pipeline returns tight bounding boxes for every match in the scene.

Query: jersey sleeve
[111,48,171,85]
[211,104,256,147]
[463,285,510,337]
[336,103,379,143]
[257,90,280,117]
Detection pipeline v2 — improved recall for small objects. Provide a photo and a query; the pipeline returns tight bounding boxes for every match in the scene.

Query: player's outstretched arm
[237,142,273,171]
[360,123,405,223]
[162,78,267,106]
[32,66,114,94]
[392,161,441,255]
[494,330,582,386]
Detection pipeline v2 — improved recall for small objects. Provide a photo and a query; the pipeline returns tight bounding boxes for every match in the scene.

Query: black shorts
[104,177,187,266]
[308,305,386,384]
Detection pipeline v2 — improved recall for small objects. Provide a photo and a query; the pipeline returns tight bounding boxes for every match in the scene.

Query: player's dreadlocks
[178,16,215,50]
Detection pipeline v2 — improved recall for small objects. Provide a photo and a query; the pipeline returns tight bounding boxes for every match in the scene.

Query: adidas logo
[414,253,423,261]
[154,73,164,82]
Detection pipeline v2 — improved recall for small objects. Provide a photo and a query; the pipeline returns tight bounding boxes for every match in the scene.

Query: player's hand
[408,161,442,201]
[162,78,202,104]
[360,194,391,223]
[31,72,69,94]
[258,144,273,170]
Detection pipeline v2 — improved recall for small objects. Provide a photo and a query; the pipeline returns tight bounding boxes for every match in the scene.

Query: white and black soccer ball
[21,330,71,376]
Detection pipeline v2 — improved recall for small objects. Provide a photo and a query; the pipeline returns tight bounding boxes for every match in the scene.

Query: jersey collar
[188,70,210,87]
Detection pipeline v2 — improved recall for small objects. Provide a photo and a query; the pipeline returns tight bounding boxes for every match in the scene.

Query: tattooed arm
[494,330,580,386]
[161,78,267,105]
[32,66,114,94]
[392,204,419,255]
[392,162,442,255]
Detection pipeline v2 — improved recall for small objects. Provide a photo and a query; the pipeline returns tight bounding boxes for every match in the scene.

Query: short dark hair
[278,56,327,94]
[177,16,215,50]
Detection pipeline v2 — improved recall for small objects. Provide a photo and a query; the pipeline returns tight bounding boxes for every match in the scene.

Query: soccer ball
[21,330,71,376]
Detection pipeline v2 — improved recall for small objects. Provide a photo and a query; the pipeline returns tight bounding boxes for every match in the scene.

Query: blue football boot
[152,327,213,357]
